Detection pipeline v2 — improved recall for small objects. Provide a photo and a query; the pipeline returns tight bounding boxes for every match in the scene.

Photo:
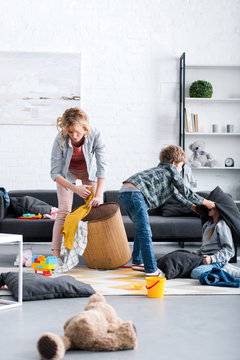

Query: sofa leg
[179,241,184,248]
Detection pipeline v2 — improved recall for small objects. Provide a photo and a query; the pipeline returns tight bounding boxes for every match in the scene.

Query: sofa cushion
[0,272,95,301]
[157,250,202,279]
[0,217,55,241]
[159,192,209,217]
[160,197,195,217]
[121,215,202,240]
[149,216,202,239]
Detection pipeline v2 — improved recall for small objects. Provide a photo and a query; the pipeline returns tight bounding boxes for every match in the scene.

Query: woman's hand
[202,255,212,265]
[88,195,102,208]
[75,185,92,199]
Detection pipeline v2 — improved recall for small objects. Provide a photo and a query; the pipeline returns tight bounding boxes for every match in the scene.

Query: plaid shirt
[124,162,204,210]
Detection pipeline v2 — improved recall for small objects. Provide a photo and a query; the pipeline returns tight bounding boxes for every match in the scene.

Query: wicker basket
[82,202,131,269]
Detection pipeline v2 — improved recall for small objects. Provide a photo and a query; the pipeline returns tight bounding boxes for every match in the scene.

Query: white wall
[0,0,240,193]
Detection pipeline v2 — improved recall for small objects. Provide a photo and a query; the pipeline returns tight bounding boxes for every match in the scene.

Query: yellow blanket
[61,189,93,250]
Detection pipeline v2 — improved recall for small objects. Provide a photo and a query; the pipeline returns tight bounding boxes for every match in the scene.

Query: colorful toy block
[17,213,42,219]
[31,255,58,276]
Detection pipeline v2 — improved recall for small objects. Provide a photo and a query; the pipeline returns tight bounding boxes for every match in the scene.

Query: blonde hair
[159,145,186,164]
[57,107,90,146]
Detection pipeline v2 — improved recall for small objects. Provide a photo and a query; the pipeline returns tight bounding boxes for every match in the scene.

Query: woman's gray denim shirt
[50,127,106,183]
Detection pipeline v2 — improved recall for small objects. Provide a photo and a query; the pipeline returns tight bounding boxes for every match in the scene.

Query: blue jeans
[118,191,157,273]
[191,260,227,279]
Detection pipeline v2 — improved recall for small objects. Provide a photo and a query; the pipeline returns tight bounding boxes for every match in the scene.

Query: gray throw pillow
[0,272,95,301]
[10,196,52,216]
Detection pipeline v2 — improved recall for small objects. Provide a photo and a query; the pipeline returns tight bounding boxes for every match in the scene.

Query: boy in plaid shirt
[118,145,215,277]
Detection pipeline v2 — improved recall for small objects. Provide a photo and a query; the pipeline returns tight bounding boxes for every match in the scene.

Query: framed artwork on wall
[0,51,81,125]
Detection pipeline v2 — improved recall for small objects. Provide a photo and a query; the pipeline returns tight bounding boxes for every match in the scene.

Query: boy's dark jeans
[118,191,158,273]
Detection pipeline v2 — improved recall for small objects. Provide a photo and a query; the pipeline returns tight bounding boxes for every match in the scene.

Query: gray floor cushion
[157,250,202,279]
[0,272,95,301]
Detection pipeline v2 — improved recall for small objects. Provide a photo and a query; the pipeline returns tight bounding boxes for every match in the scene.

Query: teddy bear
[37,293,137,360]
[188,140,217,168]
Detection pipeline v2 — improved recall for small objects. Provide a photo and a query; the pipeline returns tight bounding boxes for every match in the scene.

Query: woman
[50,107,106,262]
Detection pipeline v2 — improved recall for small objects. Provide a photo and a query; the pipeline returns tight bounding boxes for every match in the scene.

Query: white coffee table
[0,233,23,310]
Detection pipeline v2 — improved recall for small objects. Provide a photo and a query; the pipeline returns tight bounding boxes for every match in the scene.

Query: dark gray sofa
[0,190,204,242]
[0,189,204,244]
[0,189,237,262]
[0,189,206,242]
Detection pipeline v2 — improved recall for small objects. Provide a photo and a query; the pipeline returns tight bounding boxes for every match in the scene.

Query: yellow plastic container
[145,277,166,298]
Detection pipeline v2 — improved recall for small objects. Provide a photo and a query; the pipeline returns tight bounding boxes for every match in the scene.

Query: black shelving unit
[179,53,240,208]
[179,52,185,150]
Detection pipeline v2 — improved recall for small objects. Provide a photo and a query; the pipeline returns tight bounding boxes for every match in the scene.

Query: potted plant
[189,80,213,98]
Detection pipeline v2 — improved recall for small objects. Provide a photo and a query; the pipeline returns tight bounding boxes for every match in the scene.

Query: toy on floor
[14,248,33,267]
[37,293,137,360]
[31,255,58,276]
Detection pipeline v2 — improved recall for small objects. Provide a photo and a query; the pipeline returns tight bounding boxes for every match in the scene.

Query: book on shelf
[185,107,192,132]
[194,114,198,132]
[191,113,195,132]
[185,107,199,132]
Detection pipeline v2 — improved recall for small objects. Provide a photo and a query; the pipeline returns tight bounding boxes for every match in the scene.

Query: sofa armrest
[0,195,8,220]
